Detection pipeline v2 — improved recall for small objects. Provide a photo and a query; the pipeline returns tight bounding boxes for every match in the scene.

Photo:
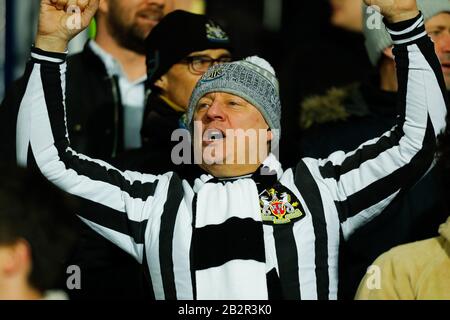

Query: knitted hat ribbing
[186,56,281,137]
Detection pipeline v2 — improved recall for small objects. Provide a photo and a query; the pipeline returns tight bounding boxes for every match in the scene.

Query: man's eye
[195,57,211,64]
[198,103,210,109]
[219,57,232,63]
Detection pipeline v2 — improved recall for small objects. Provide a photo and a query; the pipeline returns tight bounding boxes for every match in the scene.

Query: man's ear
[383,46,395,60]
[154,75,169,92]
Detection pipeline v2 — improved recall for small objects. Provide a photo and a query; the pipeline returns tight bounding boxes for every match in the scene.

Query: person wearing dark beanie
[144,10,233,113]
[113,10,234,176]
[145,10,233,88]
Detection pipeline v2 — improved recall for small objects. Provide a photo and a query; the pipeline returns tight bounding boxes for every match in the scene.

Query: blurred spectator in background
[63,0,170,301]
[355,124,450,300]
[62,0,166,301]
[279,0,373,168]
[330,0,363,32]
[1,0,166,164]
[113,10,233,174]
[355,216,450,300]
[298,0,450,299]
[0,164,77,300]
[207,0,264,60]
[65,0,166,157]
[1,0,168,300]
[165,0,205,14]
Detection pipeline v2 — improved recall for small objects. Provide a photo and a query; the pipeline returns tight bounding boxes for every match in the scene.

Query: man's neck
[202,163,263,179]
[95,30,146,82]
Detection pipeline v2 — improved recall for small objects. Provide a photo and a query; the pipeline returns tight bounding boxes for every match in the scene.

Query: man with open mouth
[15,0,448,300]
[114,9,233,175]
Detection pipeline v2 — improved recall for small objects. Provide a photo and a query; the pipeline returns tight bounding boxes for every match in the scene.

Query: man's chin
[199,161,264,179]
[201,154,227,166]
[199,162,227,178]
[134,23,155,38]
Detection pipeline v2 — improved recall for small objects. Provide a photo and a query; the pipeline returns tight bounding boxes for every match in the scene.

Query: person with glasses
[180,56,234,76]
[17,0,448,300]
[112,10,234,175]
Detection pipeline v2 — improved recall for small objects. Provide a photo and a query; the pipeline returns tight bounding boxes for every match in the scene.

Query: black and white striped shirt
[16,14,447,300]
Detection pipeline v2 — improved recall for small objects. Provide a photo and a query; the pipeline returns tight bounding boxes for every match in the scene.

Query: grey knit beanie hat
[186,56,281,135]
[364,0,450,66]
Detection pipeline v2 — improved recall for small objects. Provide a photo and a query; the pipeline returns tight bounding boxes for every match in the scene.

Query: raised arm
[300,0,448,239]
[16,0,173,262]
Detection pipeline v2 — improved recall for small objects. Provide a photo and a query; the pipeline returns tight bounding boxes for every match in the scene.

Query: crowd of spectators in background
[0,0,449,300]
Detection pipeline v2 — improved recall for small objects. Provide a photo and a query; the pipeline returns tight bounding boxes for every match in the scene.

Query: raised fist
[363,0,419,23]
[36,0,99,52]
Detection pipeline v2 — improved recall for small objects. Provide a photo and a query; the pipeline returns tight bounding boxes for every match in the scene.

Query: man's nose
[205,101,226,121]
[439,31,450,53]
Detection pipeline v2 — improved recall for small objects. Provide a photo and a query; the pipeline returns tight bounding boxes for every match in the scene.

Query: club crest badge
[259,186,305,225]
[201,65,226,82]
[206,21,230,43]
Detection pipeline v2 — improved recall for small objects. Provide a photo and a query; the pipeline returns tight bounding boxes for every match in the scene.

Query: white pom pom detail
[244,56,276,76]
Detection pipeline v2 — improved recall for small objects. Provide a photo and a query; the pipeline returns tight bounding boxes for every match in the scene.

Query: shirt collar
[89,40,147,84]
[89,40,124,78]
[159,95,186,113]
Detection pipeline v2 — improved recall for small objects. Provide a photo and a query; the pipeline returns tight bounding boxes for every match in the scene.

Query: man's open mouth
[203,129,226,144]
[442,62,450,70]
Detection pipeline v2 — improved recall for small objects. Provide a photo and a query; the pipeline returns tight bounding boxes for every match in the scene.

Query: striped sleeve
[304,13,448,240]
[16,47,172,262]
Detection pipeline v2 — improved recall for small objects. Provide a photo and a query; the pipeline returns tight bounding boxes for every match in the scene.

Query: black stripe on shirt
[389,24,426,42]
[416,36,450,111]
[190,193,198,300]
[295,161,330,300]
[336,32,439,222]
[336,117,436,223]
[319,125,404,181]
[273,223,301,300]
[2,61,34,165]
[65,150,160,199]
[267,268,283,300]
[385,12,423,32]
[142,248,156,300]
[77,197,148,244]
[159,173,184,300]
[31,47,67,61]
[39,63,159,202]
[192,217,265,271]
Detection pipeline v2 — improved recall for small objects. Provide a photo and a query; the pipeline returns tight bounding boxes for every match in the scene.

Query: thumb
[80,0,99,26]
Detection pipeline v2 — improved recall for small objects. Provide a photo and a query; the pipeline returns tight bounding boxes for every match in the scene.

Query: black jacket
[0,42,150,300]
[0,41,124,163]
[299,79,449,299]
[112,93,198,178]
[65,41,125,159]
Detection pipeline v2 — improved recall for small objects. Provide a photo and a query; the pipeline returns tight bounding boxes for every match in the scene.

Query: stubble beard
[107,9,151,54]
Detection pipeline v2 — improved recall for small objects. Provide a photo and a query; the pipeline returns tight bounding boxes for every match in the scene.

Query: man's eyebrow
[188,54,232,58]
[199,95,214,102]
[429,25,446,30]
